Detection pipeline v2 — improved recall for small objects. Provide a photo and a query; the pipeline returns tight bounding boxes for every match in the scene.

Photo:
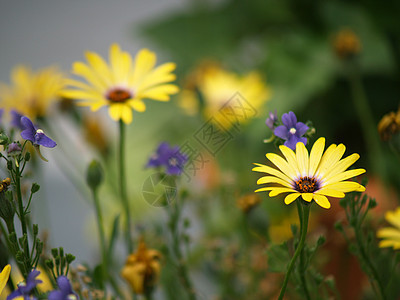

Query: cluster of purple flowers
[7,270,77,300]
[266,111,309,150]
[146,142,188,175]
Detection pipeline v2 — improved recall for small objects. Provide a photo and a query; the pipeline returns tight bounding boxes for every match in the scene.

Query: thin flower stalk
[119,120,133,252]
[278,201,311,300]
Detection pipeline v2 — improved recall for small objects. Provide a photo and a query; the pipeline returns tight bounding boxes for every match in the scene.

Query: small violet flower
[7,142,22,154]
[146,142,188,175]
[20,116,56,148]
[48,276,78,300]
[7,269,42,300]
[274,111,309,150]
[11,110,24,130]
[265,110,278,130]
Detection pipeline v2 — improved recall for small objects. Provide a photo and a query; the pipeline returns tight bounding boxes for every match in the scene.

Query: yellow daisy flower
[0,264,11,296]
[253,137,366,209]
[377,207,400,249]
[179,63,271,129]
[61,43,179,124]
[0,65,65,119]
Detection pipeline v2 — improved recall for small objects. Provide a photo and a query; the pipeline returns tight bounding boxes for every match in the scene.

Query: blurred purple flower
[7,142,22,154]
[0,109,4,123]
[147,142,187,175]
[20,116,56,148]
[274,111,309,150]
[48,276,77,300]
[265,110,278,130]
[10,110,24,130]
[7,269,42,300]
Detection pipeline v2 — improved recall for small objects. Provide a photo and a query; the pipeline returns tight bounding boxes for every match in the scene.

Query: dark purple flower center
[106,88,132,103]
[295,177,318,193]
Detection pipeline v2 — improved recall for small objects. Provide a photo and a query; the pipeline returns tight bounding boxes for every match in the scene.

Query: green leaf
[107,214,120,262]
[266,242,291,273]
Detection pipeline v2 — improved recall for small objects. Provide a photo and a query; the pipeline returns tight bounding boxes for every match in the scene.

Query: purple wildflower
[10,110,24,130]
[265,110,278,130]
[274,111,309,150]
[20,116,56,148]
[146,142,188,175]
[7,142,22,154]
[7,269,42,300]
[0,109,4,124]
[48,276,78,300]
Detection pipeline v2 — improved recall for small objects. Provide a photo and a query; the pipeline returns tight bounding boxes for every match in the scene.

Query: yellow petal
[301,193,313,202]
[0,264,11,295]
[377,227,400,239]
[313,194,331,209]
[72,62,107,91]
[128,99,146,112]
[120,105,133,124]
[60,89,103,101]
[308,138,325,177]
[138,62,177,91]
[108,103,124,122]
[379,240,400,249]
[315,188,345,198]
[323,153,360,182]
[385,208,400,230]
[316,144,346,179]
[138,84,179,101]
[131,49,156,86]
[252,163,292,183]
[284,193,301,205]
[110,44,132,84]
[266,153,297,180]
[279,145,300,177]
[322,181,365,193]
[85,51,112,86]
[323,168,366,186]
[254,187,294,196]
[296,141,309,177]
[257,176,292,188]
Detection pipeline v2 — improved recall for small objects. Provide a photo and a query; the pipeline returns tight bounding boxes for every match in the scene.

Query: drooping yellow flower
[121,239,161,294]
[377,207,400,249]
[333,28,361,59]
[253,137,366,209]
[0,65,65,120]
[179,63,271,129]
[0,264,11,296]
[61,43,179,124]
[378,109,400,141]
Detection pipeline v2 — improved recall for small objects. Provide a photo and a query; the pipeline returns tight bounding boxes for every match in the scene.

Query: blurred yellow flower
[377,207,400,249]
[0,265,11,296]
[62,43,179,124]
[179,63,271,129]
[0,65,65,119]
[121,239,161,294]
[378,109,400,141]
[253,137,366,209]
[236,193,261,213]
[333,28,361,59]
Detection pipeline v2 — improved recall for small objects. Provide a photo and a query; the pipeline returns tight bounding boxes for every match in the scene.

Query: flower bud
[86,160,103,191]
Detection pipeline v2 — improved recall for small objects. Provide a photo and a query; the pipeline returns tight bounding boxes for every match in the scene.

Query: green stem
[15,166,31,270]
[92,189,108,280]
[278,202,311,300]
[296,202,310,300]
[347,61,385,177]
[354,224,386,300]
[118,120,133,253]
[169,197,196,300]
